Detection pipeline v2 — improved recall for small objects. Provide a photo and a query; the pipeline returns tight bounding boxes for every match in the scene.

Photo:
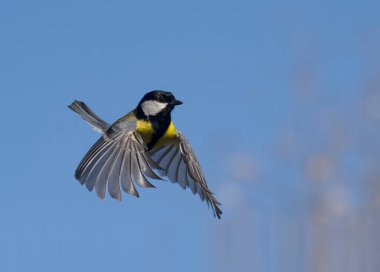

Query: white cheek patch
[141,100,168,116]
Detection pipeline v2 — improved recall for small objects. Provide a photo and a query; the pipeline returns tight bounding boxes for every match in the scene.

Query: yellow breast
[136,119,153,144]
[153,121,177,149]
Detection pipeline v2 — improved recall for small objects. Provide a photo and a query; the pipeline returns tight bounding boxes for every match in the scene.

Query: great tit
[69,91,222,219]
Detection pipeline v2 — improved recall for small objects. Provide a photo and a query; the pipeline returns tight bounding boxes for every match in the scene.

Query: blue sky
[1,0,379,271]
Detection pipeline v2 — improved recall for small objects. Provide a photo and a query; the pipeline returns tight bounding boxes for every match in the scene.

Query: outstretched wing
[75,126,162,200]
[151,132,222,219]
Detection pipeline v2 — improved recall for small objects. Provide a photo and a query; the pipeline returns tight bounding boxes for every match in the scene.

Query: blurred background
[1,0,379,271]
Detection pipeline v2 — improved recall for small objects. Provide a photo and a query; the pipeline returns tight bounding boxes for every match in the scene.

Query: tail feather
[68,100,110,133]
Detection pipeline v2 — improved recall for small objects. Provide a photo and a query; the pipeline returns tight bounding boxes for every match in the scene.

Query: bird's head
[136,90,182,118]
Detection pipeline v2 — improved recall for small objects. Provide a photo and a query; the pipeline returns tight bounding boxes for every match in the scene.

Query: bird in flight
[69,90,222,218]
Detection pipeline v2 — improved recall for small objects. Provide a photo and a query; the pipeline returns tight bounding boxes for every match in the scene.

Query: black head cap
[139,90,182,105]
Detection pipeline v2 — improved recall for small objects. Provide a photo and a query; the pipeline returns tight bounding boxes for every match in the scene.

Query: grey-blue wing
[151,132,222,219]
[75,129,162,200]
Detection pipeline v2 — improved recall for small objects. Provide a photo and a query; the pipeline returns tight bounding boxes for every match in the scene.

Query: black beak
[173,99,183,106]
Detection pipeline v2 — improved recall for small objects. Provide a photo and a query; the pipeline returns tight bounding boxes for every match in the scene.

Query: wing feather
[166,149,181,182]
[95,144,120,199]
[132,152,155,188]
[107,147,124,200]
[174,158,187,189]
[84,140,118,191]
[119,146,139,197]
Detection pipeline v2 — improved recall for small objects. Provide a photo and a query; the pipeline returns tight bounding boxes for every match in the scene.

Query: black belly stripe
[147,114,171,150]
